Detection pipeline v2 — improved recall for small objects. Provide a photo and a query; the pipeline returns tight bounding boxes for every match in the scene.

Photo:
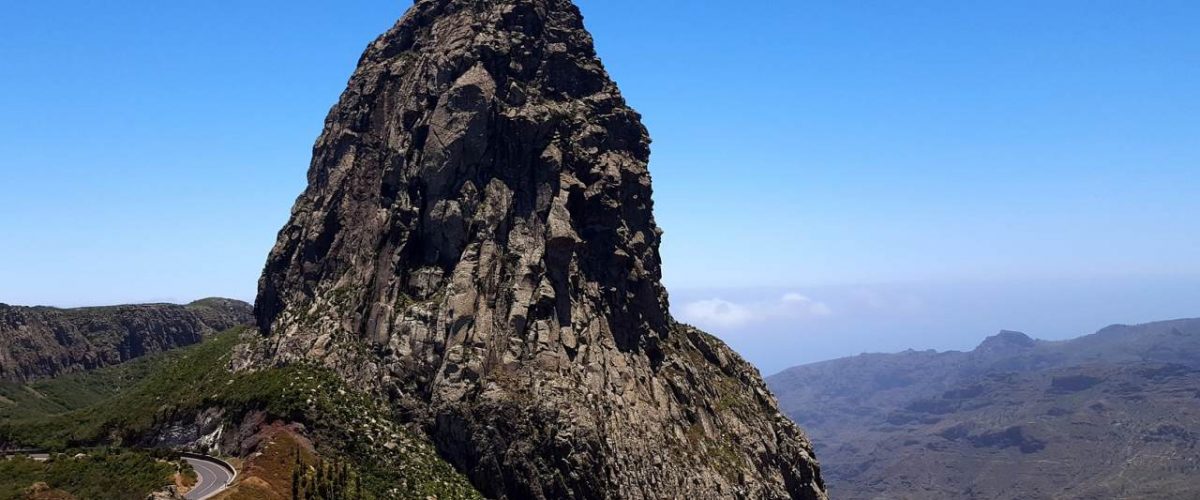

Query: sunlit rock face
[251,1,826,498]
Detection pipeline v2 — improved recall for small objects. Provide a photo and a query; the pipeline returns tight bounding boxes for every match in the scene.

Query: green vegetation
[0,352,171,422]
[0,450,177,500]
[0,328,482,499]
[186,297,234,309]
[0,327,273,447]
[290,451,367,500]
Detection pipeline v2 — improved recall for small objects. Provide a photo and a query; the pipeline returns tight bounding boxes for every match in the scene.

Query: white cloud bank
[678,292,832,329]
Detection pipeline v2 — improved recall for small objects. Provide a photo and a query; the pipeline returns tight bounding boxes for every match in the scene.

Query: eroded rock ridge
[0,298,252,382]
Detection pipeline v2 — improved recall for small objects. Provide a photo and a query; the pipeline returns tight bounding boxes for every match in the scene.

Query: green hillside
[0,328,481,499]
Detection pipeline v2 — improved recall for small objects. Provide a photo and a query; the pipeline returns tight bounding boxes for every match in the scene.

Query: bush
[0,451,175,500]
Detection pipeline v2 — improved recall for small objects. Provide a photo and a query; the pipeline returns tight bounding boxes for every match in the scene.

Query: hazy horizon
[5,275,1198,373]
[2,0,1197,372]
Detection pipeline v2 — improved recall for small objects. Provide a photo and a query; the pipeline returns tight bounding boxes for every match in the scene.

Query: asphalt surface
[184,456,234,500]
[3,451,231,498]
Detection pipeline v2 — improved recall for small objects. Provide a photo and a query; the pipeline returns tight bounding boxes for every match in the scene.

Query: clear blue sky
[2,1,1198,367]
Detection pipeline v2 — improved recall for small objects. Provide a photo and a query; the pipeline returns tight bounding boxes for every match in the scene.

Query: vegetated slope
[0,328,482,499]
[247,0,826,498]
[0,450,183,500]
[0,298,252,382]
[0,343,187,422]
[768,319,1200,500]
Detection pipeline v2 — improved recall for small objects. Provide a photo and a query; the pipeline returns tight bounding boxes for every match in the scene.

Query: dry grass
[22,482,75,499]
[215,425,316,500]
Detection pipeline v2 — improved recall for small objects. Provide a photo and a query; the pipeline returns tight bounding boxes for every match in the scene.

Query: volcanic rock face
[252,0,825,498]
[0,299,252,382]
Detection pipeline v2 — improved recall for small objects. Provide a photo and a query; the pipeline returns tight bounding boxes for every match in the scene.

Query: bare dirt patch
[213,421,315,500]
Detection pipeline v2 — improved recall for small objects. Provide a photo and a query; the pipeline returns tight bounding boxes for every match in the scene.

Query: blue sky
[2,1,1198,369]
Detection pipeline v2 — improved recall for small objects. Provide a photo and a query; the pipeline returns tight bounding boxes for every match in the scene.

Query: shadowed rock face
[250,0,826,498]
[0,299,252,382]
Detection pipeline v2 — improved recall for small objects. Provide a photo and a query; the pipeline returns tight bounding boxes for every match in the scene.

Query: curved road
[4,450,232,498]
[183,455,236,500]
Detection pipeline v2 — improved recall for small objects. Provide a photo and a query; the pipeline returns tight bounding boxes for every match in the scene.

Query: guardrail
[0,448,46,455]
[3,448,234,472]
[2,449,237,499]
[179,452,238,485]
[1,448,48,458]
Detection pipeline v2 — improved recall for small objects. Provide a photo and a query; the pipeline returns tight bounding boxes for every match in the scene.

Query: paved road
[4,450,232,498]
[183,456,235,500]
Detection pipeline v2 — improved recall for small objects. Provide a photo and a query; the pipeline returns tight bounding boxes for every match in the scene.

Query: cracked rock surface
[250,0,826,498]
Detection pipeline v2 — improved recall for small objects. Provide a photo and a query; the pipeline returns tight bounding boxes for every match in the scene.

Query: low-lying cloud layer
[679,292,833,328]
[668,278,1200,374]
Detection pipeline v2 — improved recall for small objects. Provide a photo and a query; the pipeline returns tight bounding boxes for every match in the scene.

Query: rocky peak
[975,330,1038,353]
[255,0,667,354]
[250,0,826,498]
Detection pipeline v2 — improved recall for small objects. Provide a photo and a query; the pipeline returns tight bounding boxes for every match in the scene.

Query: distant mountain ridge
[0,298,252,382]
[768,318,1200,499]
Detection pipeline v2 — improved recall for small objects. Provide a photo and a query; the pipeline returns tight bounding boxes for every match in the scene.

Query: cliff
[247,0,826,498]
[0,299,252,382]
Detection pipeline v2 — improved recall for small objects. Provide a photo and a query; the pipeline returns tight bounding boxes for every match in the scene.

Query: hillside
[0,450,185,500]
[768,318,1200,499]
[0,327,482,499]
[0,298,252,382]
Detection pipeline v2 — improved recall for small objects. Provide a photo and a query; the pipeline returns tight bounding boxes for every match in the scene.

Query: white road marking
[184,456,234,500]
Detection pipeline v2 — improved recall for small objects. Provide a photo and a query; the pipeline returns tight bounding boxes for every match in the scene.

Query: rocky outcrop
[184,298,256,333]
[974,330,1038,354]
[248,0,826,498]
[0,299,252,382]
[146,486,185,500]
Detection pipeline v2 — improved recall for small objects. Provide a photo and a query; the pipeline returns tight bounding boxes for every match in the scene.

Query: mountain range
[768,318,1200,499]
[0,299,251,383]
